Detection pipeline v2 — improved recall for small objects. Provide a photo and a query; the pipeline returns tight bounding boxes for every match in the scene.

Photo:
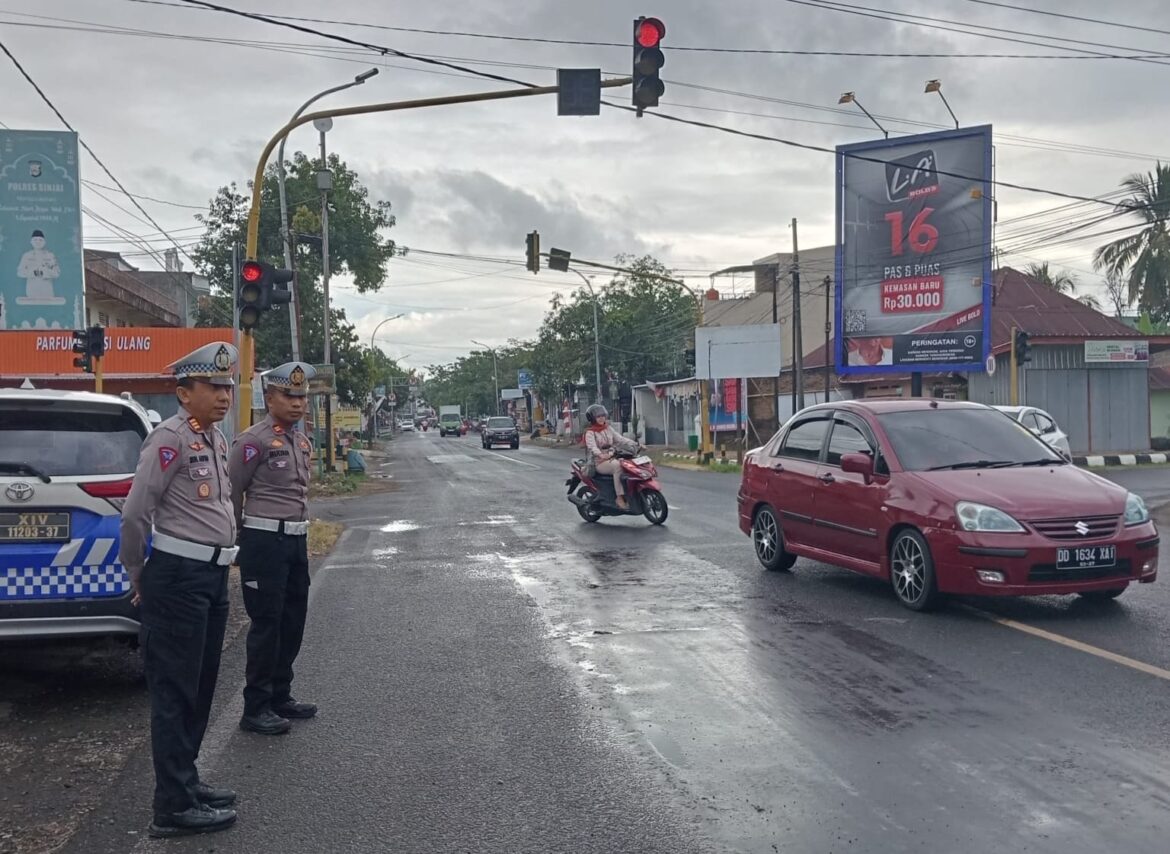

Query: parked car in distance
[1,389,154,641]
[993,405,1071,458]
[482,416,520,450]
[398,420,415,431]
[737,400,1158,611]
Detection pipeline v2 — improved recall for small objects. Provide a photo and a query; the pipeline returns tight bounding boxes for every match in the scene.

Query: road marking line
[470,446,541,469]
[967,607,1170,682]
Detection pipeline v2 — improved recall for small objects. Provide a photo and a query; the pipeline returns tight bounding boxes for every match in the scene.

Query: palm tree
[1023,261,1079,294]
[1093,162,1170,322]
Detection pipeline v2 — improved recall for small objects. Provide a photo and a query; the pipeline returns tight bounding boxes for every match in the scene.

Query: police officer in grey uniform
[119,342,240,839]
[230,362,317,735]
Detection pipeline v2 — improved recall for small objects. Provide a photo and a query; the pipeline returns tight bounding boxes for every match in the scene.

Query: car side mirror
[1042,424,1057,435]
[840,452,875,483]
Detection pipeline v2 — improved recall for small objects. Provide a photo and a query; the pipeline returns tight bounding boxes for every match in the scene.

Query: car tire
[1077,587,1126,601]
[642,489,668,525]
[889,529,941,611]
[752,504,796,571]
[510,441,519,450]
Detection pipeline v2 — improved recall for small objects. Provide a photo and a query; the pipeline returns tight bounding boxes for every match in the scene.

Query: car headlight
[1125,492,1150,526]
[955,501,1025,533]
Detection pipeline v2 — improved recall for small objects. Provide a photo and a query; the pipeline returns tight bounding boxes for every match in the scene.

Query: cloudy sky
[2,0,1168,372]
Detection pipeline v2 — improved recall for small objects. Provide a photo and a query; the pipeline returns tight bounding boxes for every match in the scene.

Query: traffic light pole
[93,354,103,394]
[236,77,633,428]
[1009,325,1019,406]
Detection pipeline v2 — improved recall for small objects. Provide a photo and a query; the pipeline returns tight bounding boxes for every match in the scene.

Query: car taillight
[82,478,133,510]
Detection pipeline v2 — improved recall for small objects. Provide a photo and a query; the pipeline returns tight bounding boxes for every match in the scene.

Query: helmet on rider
[585,403,609,425]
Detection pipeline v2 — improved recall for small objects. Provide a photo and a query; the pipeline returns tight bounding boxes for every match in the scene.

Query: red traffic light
[241,261,264,283]
[636,17,665,48]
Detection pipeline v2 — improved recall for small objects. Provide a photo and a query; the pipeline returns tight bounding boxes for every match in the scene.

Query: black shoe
[273,699,318,719]
[149,804,237,839]
[239,710,291,735]
[194,782,237,808]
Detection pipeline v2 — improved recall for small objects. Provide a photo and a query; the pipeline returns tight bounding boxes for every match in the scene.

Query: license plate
[0,511,71,542]
[633,455,652,465]
[1056,545,1116,570]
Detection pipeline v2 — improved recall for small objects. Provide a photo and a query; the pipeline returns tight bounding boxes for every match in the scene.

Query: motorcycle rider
[584,404,639,510]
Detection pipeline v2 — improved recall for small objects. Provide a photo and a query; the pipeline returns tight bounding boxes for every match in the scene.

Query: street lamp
[924,79,959,129]
[569,270,603,404]
[838,91,888,138]
[369,313,405,351]
[276,67,380,361]
[471,339,500,416]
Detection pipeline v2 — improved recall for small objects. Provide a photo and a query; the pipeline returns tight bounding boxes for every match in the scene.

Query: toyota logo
[5,481,34,502]
[1074,520,1091,536]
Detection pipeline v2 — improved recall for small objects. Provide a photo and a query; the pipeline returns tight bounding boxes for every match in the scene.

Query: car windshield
[487,418,514,429]
[877,408,1062,472]
[0,405,147,476]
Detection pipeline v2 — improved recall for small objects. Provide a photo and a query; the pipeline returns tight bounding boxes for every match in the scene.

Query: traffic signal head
[1015,329,1032,364]
[525,231,540,274]
[72,329,91,373]
[88,326,105,359]
[632,16,666,111]
[238,260,294,330]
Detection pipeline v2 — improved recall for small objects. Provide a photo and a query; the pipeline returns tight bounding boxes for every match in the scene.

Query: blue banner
[0,130,85,331]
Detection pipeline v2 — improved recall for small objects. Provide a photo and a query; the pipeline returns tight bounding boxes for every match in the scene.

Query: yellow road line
[968,607,1170,682]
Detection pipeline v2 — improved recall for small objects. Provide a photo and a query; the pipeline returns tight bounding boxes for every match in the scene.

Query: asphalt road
[48,434,1170,852]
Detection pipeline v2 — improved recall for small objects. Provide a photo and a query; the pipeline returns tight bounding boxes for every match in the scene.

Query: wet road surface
[66,433,1170,852]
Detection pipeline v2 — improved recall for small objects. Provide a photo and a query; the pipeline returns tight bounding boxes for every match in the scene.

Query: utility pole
[823,275,832,404]
[318,119,334,472]
[791,218,805,411]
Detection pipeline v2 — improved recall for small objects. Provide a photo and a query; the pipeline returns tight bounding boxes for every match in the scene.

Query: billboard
[0,130,85,331]
[695,323,783,379]
[1084,340,1149,363]
[835,125,993,375]
[0,327,234,377]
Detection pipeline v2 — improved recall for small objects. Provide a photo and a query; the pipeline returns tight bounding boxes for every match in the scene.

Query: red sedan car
[738,400,1159,610]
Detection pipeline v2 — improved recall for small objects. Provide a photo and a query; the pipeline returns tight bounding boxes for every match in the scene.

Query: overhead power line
[953,0,1170,38]
[126,0,1170,60]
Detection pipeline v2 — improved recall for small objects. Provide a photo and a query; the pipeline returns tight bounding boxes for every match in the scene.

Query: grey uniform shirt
[119,408,237,582]
[228,416,311,526]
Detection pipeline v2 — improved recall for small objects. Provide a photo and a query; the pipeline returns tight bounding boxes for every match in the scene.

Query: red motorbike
[566,450,668,525]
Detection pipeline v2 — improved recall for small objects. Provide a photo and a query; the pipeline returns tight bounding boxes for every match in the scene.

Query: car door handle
[770,462,784,471]
[818,473,835,484]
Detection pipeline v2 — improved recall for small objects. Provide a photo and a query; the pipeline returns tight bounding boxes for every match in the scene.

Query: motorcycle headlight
[955,501,1025,533]
[1125,492,1150,526]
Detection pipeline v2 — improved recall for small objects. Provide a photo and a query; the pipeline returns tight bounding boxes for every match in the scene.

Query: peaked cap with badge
[261,361,316,397]
[167,342,238,386]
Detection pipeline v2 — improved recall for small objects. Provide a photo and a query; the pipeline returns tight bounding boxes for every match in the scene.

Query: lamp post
[838,91,888,138]
[367,313,404,442]
[471,339,499,415]
[570,270,603,404]
[924,79,959,129]
[276,68,379,362]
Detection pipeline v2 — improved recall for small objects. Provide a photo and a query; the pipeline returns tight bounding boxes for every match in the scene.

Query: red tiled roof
[799,266,1144,370]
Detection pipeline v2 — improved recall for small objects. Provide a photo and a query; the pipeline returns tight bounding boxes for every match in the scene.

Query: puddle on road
[380,520,420,533]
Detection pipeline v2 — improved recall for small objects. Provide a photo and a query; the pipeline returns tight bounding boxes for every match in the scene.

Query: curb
[1075,453,1169,468]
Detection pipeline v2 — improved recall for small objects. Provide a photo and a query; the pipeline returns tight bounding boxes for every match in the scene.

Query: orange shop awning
[0,328,235,378]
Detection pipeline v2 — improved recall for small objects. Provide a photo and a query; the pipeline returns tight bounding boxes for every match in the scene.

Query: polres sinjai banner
[835,125,993,375]
[0,130,86,331]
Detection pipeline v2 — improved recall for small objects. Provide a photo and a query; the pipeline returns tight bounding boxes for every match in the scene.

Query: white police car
[0,388,153,641]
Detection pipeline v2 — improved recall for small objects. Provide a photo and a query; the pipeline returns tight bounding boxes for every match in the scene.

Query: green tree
[191,152,398,403]
[1023,261,1101,311]
[1093,162,1170,323]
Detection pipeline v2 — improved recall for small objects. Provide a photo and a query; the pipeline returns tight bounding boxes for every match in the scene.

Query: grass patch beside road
[308,519,344,557]
[311,472,364,497]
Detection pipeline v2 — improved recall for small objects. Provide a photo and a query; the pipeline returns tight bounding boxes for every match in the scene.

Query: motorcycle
[565,450,668,525]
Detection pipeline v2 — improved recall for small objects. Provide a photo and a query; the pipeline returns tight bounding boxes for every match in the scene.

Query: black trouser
[238,527,310,717]
[139,550,229,815]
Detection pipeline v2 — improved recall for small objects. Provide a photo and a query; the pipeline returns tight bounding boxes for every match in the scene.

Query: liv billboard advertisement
[835,125,993,375]
[0,129,85,331]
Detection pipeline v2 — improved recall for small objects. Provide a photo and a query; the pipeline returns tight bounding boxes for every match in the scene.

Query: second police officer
[229,361,318,735]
